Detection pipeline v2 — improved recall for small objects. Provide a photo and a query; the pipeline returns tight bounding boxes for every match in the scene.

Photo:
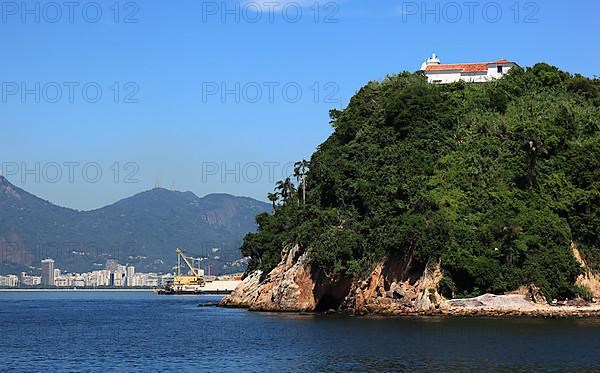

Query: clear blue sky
[1,0,598,210]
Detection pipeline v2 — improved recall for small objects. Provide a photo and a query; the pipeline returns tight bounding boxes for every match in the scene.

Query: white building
[41,258,55,286]
[94,270,111,287]
[54,277,69,287]
[420,53,517,84]
[126,266,135,287]
[20,273,41,286]
[0,275,19,287]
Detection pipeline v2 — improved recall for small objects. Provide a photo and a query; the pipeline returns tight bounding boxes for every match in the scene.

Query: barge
[155,248,241,295]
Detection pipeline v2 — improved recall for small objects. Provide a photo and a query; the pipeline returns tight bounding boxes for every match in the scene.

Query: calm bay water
[1,291,600,371]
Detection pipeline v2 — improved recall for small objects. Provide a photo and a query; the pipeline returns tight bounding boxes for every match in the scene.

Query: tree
[275,177,296,204]
[267,192,279,213]
[293,160,310,204]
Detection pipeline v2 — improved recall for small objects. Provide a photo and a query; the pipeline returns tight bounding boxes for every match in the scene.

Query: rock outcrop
[221,245,317,312]
[220,242,600,317]
[250,245,316,312]
[507,284,547,304]
[339,256,446,315]
[221,245,447,314]
[572,242,600,302]
[527,284,548,304]
[219,270,263,308]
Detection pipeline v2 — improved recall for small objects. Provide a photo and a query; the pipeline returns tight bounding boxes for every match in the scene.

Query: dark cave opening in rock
[315,294,343,312]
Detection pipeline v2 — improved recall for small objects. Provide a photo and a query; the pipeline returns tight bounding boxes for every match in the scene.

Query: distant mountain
[0,176,270,275]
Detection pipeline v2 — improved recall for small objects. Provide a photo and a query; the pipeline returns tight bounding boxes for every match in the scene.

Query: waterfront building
[96,270,111,287]
[126,266,135,287]
[20,274,41,286]
[0,275,19,287]
[41,259,55,286]
[3,267,169,288]
[54,276,69,287]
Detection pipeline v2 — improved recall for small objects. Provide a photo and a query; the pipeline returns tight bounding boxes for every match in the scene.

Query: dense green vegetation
[241,64,600,300]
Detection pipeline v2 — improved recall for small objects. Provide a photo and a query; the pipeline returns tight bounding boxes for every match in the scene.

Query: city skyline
[0,257,166,288]
[0,257,242,288]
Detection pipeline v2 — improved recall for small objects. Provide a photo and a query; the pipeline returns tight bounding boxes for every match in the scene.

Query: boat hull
[155,280,242,296]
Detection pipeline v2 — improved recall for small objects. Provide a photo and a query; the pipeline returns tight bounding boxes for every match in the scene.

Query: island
[221,63,600,317]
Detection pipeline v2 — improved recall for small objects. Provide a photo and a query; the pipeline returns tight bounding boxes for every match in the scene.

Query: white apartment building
[0,275,19,287]
[126,266,135,287]
[20,273,41,286]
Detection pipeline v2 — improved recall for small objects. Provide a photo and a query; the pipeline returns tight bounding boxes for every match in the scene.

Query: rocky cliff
[220,245,317,312]
[220,245,447,314]
[221,243,600,317]
[572,242,600,302]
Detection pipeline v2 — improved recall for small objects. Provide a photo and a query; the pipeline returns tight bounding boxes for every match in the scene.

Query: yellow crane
[174,248,205,286]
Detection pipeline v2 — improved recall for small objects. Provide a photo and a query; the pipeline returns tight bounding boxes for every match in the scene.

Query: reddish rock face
[220,245,446,314]
[221,243,600,318]
[219,270,264,309]
[220,245,317,312]
[341,257,445,315]
[572,242,600,302]
[250,245,316,312]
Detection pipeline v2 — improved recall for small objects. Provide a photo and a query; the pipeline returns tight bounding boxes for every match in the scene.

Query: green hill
[241,64,600,300]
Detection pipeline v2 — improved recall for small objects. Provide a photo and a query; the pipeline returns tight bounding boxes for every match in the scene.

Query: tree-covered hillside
[241,64,600,300]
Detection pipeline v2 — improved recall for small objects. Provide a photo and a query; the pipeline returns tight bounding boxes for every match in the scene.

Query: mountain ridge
[0,176,270,275]
[0,175,263,212]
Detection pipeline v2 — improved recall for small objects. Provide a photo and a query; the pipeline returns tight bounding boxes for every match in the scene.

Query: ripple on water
[1,292,600,371]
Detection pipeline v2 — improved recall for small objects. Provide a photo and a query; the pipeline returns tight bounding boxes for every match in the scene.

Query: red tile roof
[425,60,514,73]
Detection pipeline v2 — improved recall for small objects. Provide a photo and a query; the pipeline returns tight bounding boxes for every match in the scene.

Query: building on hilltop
[419,53,518,84]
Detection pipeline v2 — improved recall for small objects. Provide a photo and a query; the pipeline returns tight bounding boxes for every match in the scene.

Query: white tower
[41,259,55,286]
[420,52,441,70]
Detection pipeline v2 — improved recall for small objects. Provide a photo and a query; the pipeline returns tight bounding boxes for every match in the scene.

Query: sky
[1,0,598,210]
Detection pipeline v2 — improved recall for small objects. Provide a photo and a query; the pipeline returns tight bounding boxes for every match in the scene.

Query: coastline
[220,243,600,319]
[0,288,155,292]
[222,300,600,319]
[219,258,600,319]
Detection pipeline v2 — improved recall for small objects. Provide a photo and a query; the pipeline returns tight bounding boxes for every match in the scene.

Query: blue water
[1,291,600,371]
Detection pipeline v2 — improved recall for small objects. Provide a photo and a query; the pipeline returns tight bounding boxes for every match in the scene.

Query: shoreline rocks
[220,244,600,318]
[220,245,317,312]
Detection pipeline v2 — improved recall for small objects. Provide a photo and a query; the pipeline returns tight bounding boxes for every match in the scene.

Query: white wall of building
[425,64,515,84]
[426,70,465,84]
[486,63,515,80]
[420,54,517,84]
[0,275,19,287]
